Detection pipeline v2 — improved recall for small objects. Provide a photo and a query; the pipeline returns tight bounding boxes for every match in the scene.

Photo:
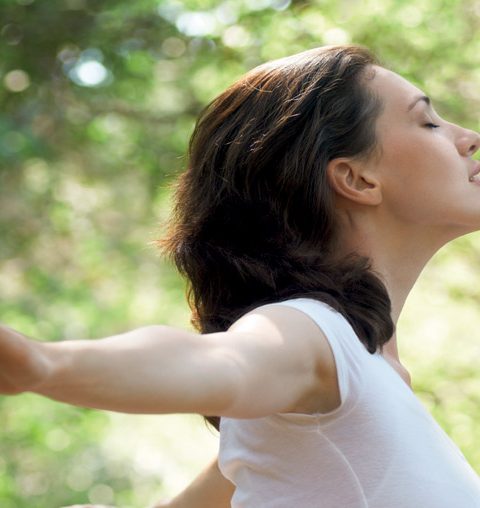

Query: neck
[369,236,433,326]
[336,214,457,363]
[369,239,432,361]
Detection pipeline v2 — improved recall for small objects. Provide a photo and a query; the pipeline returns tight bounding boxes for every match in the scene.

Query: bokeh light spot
[57,44,81,65]
[215,2,238,24]
[45,427,72,451]
[399,5,424,28]
[271,0,291,11]
[3,131,26,153]
[323,27,350,45]
[16,472,49,496]
[162,37,187,58]
[222,26,251,48]
[88,483,115,505]
[176,11,218,37]
[1,24,23,45]
[67,467,94,491]
[3,69,30,92]
[69,60,110,87]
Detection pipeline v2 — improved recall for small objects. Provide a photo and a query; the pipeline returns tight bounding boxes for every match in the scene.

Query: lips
[468,161,480,182]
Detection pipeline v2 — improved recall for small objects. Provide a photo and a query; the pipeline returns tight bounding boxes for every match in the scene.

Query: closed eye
[424,122,440,129]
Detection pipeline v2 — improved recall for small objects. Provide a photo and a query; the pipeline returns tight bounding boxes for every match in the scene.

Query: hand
[0,324,50,395]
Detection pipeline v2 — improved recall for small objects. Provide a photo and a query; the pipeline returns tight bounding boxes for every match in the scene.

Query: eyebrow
[407,95,431,112]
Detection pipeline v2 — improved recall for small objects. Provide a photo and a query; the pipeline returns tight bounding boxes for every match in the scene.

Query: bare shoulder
[229,302,335,371]
[229,302,340,414]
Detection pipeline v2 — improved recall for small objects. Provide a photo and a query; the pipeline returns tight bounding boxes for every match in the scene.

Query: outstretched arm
[154,457,234,508]
[0,304,333,418]
[60,458,233,508]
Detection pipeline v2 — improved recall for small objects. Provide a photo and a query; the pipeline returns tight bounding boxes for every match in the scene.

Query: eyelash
[424,122,440,129]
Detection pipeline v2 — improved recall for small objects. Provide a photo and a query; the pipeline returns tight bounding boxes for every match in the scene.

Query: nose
[457,128,480,158]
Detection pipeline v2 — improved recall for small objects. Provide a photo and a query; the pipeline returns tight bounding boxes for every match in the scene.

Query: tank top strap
[262,297,368,424]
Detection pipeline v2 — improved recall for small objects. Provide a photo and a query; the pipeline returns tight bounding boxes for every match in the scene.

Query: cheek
[379,141,463,222]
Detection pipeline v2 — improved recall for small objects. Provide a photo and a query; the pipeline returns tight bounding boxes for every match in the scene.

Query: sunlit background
[1,0,480,506]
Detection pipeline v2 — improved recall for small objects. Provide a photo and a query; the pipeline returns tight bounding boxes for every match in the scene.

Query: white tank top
[218,298,480,507]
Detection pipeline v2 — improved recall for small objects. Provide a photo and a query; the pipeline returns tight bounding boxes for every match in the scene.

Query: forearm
[158,458,234,508]
[30,326,237,414]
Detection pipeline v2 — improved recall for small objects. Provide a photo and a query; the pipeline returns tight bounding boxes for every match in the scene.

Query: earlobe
[326,158,382,206]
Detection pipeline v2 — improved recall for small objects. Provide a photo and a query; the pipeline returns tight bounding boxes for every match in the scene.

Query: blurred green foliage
[1,0,480,506]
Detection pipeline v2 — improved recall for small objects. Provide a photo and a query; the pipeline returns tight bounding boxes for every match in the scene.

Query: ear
[326,158,382,206]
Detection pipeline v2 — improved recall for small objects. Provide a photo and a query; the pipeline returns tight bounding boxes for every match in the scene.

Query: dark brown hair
[160,45,394,427]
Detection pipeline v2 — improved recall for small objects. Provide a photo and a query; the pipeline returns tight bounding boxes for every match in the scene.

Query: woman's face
[368,65,480,235]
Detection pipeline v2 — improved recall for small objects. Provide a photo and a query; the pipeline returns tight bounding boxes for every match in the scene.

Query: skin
[328,65,480,365]
[2,65,480,507]
[60,459,236,508]
[147,65,480,508]
[154,458,235,508]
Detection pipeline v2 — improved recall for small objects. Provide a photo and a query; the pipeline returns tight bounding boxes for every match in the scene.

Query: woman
[2,45,480,507]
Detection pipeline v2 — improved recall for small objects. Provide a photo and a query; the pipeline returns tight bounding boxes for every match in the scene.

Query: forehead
[368,65,424,113]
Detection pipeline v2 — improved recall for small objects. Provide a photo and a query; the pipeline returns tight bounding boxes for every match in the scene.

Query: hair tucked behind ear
[159,45,394,429]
